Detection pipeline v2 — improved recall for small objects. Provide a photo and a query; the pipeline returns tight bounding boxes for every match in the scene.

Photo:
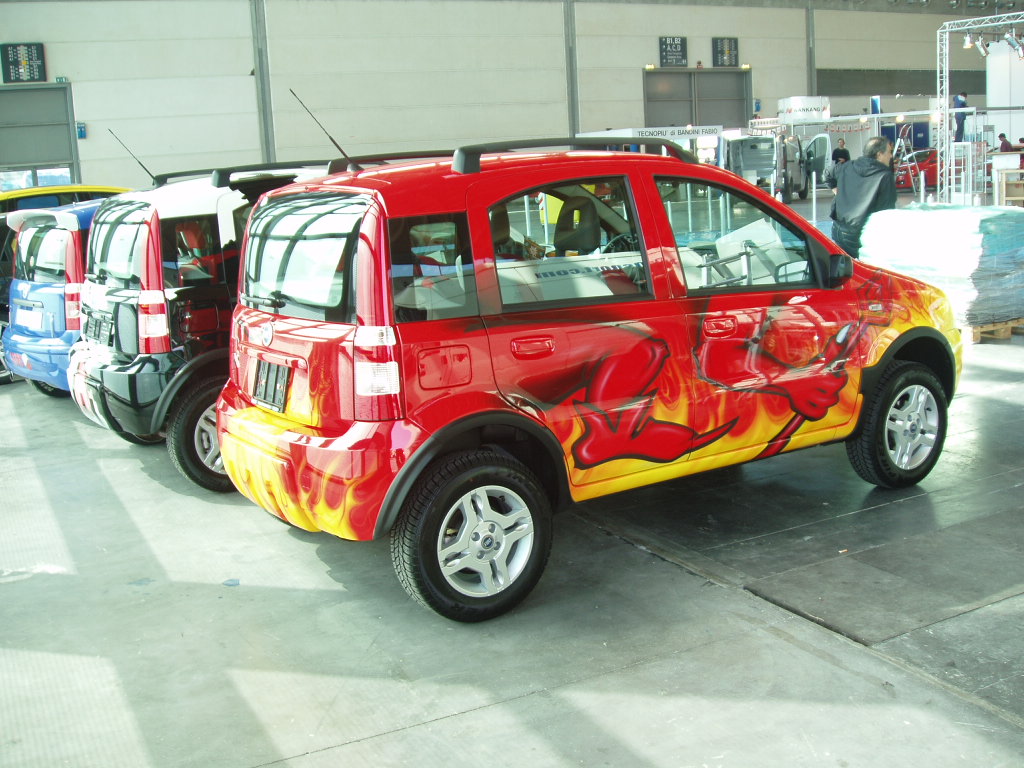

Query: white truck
[720,131,830,204]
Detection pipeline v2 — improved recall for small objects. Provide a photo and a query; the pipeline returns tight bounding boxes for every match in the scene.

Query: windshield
[87,198,150,287]
[242,192,370,322]
[15,223,73,283]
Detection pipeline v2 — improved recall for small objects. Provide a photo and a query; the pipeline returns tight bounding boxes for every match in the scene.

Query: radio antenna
[289,88,356,168]
[107,129,156,184]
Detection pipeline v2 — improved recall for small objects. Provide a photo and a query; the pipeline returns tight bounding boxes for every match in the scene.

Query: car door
[804,133,831,181]
[469,169,716,500]
[653,175,864,469]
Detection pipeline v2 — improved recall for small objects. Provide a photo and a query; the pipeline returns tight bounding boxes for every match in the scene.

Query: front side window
[87,199,151,288]
[489,176,649,307]
[242,192,371,322]
[14,223,72,283]
[389,213,477,322]
[656,177,815,292]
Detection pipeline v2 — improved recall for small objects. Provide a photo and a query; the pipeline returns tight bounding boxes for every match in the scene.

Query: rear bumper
[217,380,425,541]
[68,340,182,435]
[2,328,77,390]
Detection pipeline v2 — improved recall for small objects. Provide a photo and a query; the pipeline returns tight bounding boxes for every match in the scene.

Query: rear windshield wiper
[241,291,285,309]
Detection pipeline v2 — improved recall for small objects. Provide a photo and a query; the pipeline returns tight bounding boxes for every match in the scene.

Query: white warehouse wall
[817,9,984,117]
[574,3,807,131]
[264,0,568,158]
[985,42,1024,143]
[4,0,259,188]
[1,0,986,189]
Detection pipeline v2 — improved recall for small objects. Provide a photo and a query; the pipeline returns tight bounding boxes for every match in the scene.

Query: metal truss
[937,12,1024,201]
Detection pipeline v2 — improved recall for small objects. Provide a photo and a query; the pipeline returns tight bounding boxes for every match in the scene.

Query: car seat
[553,196,600,256]
[175,221,216,284]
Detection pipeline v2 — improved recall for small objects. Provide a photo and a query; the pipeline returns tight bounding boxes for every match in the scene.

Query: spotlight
[977,37,990,57]
[964,32,974,49]
[1005,31,1024,59]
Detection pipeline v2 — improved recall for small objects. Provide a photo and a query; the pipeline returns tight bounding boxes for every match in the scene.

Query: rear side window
[656,177,816,292]
[159,215,226,288]
[14,223,72,283]
[488,176,648,307]
[242,192,370,323]
[389,213,477,322]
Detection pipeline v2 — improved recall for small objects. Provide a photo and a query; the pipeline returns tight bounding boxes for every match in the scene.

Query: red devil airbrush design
[568,271,897,469]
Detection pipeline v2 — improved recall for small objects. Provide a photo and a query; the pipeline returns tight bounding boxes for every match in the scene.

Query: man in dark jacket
[828,136,896,258]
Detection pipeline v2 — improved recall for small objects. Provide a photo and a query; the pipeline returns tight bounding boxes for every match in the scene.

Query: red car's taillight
[64,282,82,331]
[353,325,402,421]
[138,289,171,354]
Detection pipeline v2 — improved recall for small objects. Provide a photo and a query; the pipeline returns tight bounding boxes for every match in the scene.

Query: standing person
[831,138,851,165]
[953,92,968,142]
[828,136,897,259]
[999,133,1013,152]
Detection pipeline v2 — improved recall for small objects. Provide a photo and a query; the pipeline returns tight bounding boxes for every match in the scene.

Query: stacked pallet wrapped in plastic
[859,203,1024,328]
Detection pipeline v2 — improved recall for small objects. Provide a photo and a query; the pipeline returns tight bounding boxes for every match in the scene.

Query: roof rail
[452,137,696,174]
[209,159,330,188]
[327,150,453,175]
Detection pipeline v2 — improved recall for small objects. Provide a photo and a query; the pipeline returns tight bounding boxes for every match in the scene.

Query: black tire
[390,449,553,622]
[167,376,234,493]
[846,362,947,488]
[798,180,809,200]
[115,430,165,445]
[30,379,71,398]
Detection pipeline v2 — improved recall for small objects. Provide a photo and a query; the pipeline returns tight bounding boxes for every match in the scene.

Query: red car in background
[895,148,938,191]
[896,147,993,192]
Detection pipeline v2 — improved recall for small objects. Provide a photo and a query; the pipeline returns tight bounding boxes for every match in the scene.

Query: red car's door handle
[510,336,556,359]
[703,317,738,338]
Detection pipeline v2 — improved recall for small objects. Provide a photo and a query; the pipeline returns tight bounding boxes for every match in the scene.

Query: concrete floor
[3,308,1024,766]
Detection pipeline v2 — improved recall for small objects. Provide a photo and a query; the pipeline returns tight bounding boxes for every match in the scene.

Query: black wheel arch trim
[148,348,229,433]
[372,410,571,540]
[855,326,957,433]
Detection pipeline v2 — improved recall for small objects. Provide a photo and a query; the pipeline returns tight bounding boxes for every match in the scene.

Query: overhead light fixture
[1006,31,1024,59]
[977,37,990,57]
[964,32,974,48]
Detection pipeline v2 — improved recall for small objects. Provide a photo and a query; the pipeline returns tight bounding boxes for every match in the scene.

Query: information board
[659,37,688,68]
[2,43,47,83]
[712,37,739,68]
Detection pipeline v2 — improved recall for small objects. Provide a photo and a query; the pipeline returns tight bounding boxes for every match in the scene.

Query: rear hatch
[8,211,81,339]
[80,197,164,357]
[79,186,243,359]
[232,190,377,429]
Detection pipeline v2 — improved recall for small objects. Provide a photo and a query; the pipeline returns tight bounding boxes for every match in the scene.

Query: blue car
[2,200,105,396]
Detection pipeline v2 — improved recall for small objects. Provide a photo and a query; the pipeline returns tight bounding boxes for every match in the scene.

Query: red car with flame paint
[217,138,962,621]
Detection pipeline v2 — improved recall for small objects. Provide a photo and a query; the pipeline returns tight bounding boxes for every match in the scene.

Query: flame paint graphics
[221,403,400,541]
[556,268,955,498]
[859,267,962,369]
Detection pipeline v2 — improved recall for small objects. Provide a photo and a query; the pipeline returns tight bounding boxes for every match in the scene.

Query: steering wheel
[602,232,639,254]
